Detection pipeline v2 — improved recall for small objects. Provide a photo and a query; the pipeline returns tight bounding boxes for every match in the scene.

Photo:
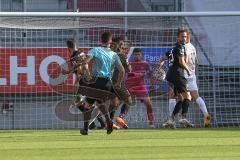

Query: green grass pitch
[1,128,240,160]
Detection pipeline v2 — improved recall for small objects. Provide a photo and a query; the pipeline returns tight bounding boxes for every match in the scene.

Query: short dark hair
[101,32,112,44]
[66,38,75,49]
[112,37,123,44]
[133,48,141,53]
[177,27,190,37]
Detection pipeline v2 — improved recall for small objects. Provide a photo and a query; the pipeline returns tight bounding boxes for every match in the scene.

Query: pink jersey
[127,60,150,85]
[126,60,150,97]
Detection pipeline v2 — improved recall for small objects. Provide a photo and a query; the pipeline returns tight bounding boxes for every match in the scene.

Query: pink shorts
[127,85,148,98]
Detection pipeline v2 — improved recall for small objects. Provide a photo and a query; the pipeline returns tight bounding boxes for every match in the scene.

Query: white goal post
[0,11,240,17]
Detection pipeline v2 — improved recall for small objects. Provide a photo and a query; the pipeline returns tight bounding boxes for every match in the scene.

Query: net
[0,14,239,129]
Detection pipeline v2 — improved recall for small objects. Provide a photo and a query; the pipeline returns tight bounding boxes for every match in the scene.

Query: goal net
[0,13,239,129]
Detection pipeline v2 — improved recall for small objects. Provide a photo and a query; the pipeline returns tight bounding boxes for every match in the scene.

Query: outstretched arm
[158,54,168,68]
[62,53,93,75]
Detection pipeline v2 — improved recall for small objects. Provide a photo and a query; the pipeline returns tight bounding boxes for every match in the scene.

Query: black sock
[173,101,182,116]
[84,121,89,131]
[83,108,92,131]
[98,104,112,125]
[97,116,105,127]
[120,104,129,117]
[182,99,190,118]
[104,114,111,124]
[110,110,115,120]
[89,122,96,130]
[109,104,116,120]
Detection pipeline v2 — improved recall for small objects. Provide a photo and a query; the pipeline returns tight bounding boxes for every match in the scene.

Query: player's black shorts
[78,77,116,105]
[166,71,187,95]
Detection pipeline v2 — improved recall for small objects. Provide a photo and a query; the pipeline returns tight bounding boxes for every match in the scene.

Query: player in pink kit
[126,48,155,128]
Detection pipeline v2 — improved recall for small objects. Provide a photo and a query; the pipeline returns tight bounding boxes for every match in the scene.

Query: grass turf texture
[0,128,240,160]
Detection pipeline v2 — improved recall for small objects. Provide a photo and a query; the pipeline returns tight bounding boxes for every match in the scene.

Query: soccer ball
[152,68,166,81]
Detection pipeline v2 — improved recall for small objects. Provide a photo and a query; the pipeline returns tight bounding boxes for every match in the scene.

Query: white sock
[168,99,176,117]
[196,97,208,115]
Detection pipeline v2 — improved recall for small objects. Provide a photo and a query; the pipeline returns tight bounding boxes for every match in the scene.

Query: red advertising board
[0,48,90,93]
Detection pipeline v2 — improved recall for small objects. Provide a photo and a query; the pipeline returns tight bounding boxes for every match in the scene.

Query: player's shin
[109,104,116,120]
[196,97,208,115]
[96,115,105,129]
[83,108,93,131]
[98,103,113,134]
[172,101,182,119]
[146,105,154,124]
[119,103,129,118]
[182,99,190,118]
[98,104,111,123]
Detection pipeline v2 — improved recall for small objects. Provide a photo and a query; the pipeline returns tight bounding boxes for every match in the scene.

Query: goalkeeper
[125,48,156,128]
